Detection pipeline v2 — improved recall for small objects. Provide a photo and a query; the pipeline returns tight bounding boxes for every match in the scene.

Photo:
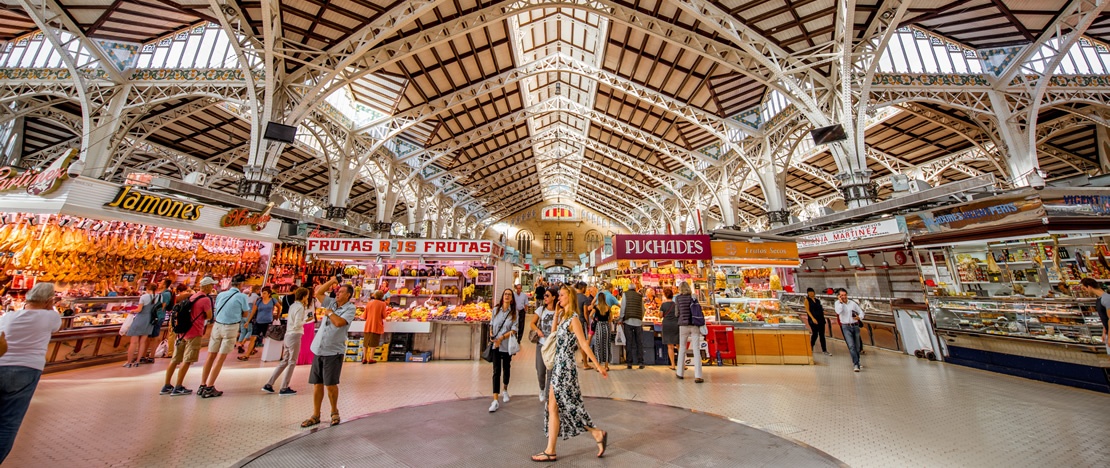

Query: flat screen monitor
[264,122,297,143]
[810,124,847,145]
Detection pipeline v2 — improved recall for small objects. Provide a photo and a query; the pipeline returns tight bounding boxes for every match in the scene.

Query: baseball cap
[199,277,217,287]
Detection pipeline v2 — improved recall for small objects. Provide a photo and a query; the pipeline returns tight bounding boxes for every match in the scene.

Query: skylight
[877,27,982,74]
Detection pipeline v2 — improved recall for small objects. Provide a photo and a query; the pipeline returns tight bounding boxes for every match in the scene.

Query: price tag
[456,312,467,319]
[193,232,206,240]
[121,273,136,282]
[394,278,405,289]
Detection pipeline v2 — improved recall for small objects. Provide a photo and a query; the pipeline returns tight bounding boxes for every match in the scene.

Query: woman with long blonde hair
[532,286,609,462]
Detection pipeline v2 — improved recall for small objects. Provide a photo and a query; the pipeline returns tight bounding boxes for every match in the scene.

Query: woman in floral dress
[532,286,609,462]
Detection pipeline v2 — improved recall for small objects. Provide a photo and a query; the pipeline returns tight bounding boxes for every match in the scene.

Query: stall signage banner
[905,194,1044,235]
[307,238,496,256]
[0,148,77,196]
[710,240,798,260]
[1041,190,1110,217]
[220,203,273,231]
[797,217,905,248]
[104,185,203,220]
[614,234,711,260]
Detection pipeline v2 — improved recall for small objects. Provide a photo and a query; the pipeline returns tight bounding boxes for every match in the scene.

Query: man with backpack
[674,281,705,383]
[160,277,215,396]
[142,279,176,363]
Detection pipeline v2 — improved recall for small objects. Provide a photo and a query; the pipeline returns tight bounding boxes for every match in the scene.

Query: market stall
[905,188,1110,392]
[0,151,280,371]
[707,232,810,365]
[306,237,504,361]
[785,218,926,354]
[593,234,712,366]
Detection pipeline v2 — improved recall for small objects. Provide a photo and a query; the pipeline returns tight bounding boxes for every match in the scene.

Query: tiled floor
[7,341,1110,467]
[236,398,843,467]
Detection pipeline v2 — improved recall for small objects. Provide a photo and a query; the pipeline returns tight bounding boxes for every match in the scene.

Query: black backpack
[171,294,201,335]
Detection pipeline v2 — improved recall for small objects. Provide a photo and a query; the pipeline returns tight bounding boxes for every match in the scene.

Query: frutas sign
[307,238,497,257]
[0,148,77,196]
[613,235,712,260]
[104,185,203,220]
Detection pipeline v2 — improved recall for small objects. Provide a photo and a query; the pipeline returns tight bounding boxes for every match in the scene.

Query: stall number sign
[121,273,136,282]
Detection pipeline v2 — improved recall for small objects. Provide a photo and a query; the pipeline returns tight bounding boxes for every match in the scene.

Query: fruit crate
[405,351,432,362]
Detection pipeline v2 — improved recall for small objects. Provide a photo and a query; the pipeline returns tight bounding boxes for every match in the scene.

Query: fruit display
[0,215,265,282]
[465,267,479,279]
[384,302,491,322]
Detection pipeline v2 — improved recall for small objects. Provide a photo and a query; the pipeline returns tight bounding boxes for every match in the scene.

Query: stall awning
[710,240,800,267]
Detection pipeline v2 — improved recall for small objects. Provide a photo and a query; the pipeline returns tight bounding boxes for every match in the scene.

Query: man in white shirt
[834,288,865,372]
[513,284,529,344]
[0,282,62,463]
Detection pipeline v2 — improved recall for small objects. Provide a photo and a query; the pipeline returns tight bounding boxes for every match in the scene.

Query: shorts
[251,322,271,339]
[172,336,202,363]
[208,323,240,355]
[364,333,381,348]
[308,354,344,386]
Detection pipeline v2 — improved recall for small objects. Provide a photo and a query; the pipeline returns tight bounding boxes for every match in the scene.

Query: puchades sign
[0,148,78,196]
[307,238,504,258]
[612,234,712,261]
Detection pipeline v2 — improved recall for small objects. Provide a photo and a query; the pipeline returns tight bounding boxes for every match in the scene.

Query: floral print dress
[544,313,595,440]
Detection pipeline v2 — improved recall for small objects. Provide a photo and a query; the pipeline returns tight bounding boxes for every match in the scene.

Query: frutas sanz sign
[613,234,712,260]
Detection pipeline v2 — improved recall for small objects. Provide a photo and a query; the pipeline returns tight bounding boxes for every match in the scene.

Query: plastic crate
[405,351,432,362]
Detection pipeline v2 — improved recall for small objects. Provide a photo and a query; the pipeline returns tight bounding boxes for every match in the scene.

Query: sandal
[330,412,341,425]
[531,452,557,462]
[236,356,249,361]
[300,416,320,428]
[597,431,608,458]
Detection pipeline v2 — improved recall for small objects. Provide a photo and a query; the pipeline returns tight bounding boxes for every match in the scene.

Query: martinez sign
[0,148,77,196]
[797,217,905,249]
[613,235,711,261]
[220,203,274,231]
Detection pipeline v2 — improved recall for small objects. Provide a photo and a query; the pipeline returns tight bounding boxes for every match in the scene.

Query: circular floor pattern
[236,396,844,467]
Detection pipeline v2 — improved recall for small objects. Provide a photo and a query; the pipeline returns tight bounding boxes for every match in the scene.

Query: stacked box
[343,338,364,362]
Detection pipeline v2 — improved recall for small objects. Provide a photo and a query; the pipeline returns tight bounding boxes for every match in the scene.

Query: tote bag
[541,331,558,368]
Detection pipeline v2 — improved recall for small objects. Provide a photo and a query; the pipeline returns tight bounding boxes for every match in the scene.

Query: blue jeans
[841,324,862,367]
[0,366,43,463]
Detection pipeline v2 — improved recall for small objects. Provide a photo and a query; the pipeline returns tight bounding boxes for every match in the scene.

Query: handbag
[528,329,540,344]
[541,331,558,368]
[267,322,287,341]
[481,343,495,362]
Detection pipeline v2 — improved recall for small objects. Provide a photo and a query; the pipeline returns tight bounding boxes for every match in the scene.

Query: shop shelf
[1001,261,1034,265]
[379,276,463,280]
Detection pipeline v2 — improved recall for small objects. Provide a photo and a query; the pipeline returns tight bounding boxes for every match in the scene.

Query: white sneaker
[853,365,861,372]
[502,390,511,403]
[539,391,546,403]
[488,400,500,412]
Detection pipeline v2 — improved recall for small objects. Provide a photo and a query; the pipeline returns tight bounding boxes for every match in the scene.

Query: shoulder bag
[528,307,543,343]
[541,330,558,368]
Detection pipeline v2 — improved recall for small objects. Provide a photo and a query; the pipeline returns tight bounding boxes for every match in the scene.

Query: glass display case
[716,290,804,329]
[930,296,1104,345]
[781,293,907,352]
[58,296,141,331]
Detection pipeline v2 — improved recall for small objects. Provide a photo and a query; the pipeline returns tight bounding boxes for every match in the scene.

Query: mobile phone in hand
[335,274,344,283]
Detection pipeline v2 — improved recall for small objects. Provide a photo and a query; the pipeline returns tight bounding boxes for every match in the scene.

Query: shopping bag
[119,314,135,336]
[506,337,521,355]
[614,324,626,345]
[154,339,169,358]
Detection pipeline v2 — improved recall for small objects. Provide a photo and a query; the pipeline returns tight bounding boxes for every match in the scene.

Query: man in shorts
[160,278,214,396]
[199,275,251,398]
[301,276,356,428]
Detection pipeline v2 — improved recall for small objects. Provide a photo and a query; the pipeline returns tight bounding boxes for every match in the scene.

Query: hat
[199,277,218,287]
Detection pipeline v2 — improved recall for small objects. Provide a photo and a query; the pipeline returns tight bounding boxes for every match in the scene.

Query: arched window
[516,230,533,256]
[585,231,601,252]
[555,232,563,253]
[543,232,551,253]
[566,232,574,253]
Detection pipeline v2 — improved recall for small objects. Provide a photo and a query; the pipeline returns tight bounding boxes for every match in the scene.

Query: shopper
[1079,278,1110,354]
[529,288,558,403]
[574,282,591,369]
[141,278,174,363]
[301,276,357,427]
[806,288,830,356]
[590,291,612,372]
[531,285,608,462]
[534,279,547,309]
[124,284,158,368]
[675,281,704,382]
[264,287,312,394]
[239,287,280,362]
[660,287,678,370]
[835,288,865,372]
[0,282,62,463]
[361,290,386,364]
[199,274,251,398]
[166,283,190,357]
[619,281,645,369]
[513,283,529,343]
[161,277,214,396]
[488,289,519,412]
